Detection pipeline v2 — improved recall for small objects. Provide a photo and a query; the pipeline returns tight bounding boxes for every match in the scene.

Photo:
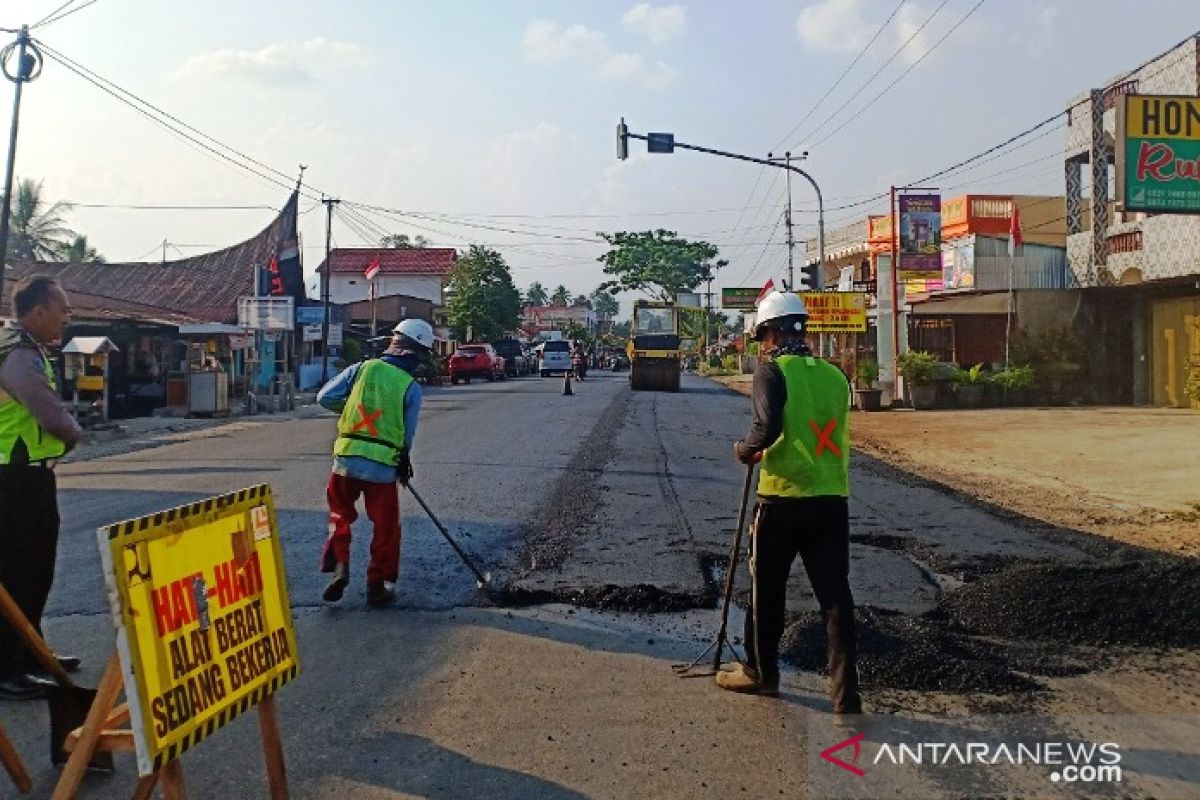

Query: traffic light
[798,263,823,291]
[617,118,629,161]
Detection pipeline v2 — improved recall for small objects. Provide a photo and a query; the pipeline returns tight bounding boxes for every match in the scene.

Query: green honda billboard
[1119,94,1200,213]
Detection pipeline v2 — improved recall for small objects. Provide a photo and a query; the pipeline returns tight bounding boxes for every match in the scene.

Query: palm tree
[549,285,571,306]
[525,281,548,307]
[64,234,105,263]
[4,179,77,261]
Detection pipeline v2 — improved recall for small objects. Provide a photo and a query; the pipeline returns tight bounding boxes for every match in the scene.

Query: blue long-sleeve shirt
[317,353,423,483]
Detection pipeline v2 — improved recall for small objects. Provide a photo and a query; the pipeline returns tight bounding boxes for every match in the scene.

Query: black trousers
[0,465,60,678]
[743,496,861,711]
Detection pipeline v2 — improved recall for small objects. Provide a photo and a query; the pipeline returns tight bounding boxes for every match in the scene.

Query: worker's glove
[397,453,414,486]
[733,441,764,465]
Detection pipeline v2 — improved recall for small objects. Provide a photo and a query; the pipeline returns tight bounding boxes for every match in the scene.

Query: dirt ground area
[716,374,1200,557]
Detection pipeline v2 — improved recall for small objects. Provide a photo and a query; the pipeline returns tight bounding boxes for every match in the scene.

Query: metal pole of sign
[0,27,42,316]
[320,197,339,382]
[890,186,901,404]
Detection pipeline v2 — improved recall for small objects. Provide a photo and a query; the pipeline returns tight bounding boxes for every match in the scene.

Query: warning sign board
[97,485,300,776]
[799,292,868,333]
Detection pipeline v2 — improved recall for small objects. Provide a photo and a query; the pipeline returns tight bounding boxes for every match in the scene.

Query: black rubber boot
[323,562,349,602]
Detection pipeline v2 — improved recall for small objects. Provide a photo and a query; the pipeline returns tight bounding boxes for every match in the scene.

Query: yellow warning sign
[97,485,300,776]
[799,292,868,333]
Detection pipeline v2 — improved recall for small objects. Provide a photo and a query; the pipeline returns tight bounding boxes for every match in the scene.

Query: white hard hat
[754,290,808,331]
[392,318,435,350]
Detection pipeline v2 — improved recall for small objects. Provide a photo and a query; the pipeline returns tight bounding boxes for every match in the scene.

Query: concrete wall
[329,274,443,305]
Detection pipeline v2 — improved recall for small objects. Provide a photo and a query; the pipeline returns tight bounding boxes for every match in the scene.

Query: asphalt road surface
[6,371,1200,799]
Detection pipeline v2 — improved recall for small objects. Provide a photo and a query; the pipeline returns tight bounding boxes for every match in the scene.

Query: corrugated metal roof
[318,248,457,275]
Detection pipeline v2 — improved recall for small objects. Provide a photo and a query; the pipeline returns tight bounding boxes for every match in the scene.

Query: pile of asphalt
[780,608,1043,694]
[502,583,713,612]
[946,559,1200,648]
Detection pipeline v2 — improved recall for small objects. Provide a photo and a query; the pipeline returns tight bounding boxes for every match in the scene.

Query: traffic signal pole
[617,121,826,281]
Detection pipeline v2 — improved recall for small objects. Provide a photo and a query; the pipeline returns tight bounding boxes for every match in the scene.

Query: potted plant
[991,364,1035,406]
[854,358,882,411]
[952,363,989,409]
[1185,360,1200,409]
[897,350,938,409]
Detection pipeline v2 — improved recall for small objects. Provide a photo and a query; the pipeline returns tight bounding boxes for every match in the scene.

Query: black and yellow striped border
[150,663,299,771]
[105,485,271,540]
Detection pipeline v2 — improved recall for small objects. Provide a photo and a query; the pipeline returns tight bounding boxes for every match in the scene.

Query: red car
[449,344,506,384]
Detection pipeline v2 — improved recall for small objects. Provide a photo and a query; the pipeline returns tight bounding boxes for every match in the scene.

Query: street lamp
[615,118,826,280]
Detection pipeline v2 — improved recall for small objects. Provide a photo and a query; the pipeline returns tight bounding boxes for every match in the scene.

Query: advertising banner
[1119,94,1200,213]
[98,485,300,776]
[799,292,868,333]
[898,195,942,274]
[942,243,976,290]
[238,297,295,331]
[721,287,761,310]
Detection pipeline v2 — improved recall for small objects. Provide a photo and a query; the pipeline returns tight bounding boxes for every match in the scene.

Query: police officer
[0,276,83,700]
[317,319,433,607]
[716,291,862,715]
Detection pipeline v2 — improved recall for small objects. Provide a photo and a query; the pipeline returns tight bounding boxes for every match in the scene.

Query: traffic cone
[563,369,574,396]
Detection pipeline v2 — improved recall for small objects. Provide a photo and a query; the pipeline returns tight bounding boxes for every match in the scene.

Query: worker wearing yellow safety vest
[317,319,434,607]
[0,275,83,701]
[718,290,861,715]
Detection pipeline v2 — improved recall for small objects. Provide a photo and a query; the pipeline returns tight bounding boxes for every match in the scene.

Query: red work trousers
[321,473,401,585]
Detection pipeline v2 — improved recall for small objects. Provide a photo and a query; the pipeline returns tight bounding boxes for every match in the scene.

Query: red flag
[754,278,775,306]
[364,256,381,281]
[1008,205,1023,257]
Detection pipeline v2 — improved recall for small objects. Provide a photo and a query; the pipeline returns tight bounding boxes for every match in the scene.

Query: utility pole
[0,26,42,316]
[767,151,806,291]
[320,197,340,382]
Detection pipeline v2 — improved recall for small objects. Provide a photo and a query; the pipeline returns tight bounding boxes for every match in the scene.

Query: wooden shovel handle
[0,581,73,686]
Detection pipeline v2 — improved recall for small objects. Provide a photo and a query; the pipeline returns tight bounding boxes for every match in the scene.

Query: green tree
[380,233,429,249]
[525,281,548,306]
[590,289,619,321]
[4,178,77,261]
[64,234,105,263]
[549,285,571,306]
[571,294,591,308]
[446,245,522,342]
[563,320,591,345]
[596,229,727,301]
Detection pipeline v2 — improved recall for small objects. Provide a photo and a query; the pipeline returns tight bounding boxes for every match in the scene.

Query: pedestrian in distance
[571,341,586,381]
[0,275,84,701]
[317,319,434,607]
[718,290,862,716]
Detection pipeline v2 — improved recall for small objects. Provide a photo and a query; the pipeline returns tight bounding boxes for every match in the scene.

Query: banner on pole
[898,194,942,275]
[720,287,762,310]
[98,485,300,776]
[799,292,868,333]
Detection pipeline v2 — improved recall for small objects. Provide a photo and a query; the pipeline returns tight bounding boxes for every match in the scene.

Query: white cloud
[523,20,608,63]
[176,38,369,86]
[796,0,873,54]
[522,19,678,89]
[795,0,944,64]
[623,4,687,44]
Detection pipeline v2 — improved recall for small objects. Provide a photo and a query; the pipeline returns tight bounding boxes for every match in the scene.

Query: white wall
[329,274,444,305]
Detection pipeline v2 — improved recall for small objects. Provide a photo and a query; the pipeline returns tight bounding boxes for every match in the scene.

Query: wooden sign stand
[0,719,32,794]
[52,654,289,800]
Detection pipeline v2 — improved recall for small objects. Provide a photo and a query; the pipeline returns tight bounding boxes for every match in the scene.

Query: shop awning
[177,323,250,335]
[909,292,1010,316]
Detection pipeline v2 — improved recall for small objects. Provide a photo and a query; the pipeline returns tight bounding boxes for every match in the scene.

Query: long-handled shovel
[404,482,494,590]
[0,582,113,771]
[673,462,755,678]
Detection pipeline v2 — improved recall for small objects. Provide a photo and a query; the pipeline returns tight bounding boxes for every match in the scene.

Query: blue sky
[5,0,1200,309]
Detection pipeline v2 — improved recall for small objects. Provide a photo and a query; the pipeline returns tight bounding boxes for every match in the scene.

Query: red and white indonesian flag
[754,278,775,306]
[1008,205,1023,257]
[364,256,381,281]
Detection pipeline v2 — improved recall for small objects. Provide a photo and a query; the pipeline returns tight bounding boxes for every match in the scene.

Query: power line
[772,0,907,152]
[35,40,322,199]
[33,0,76,27]
[792,0,952,150]
[809,0,987,150]
[70,202,280,211]
[33,0,101,29]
